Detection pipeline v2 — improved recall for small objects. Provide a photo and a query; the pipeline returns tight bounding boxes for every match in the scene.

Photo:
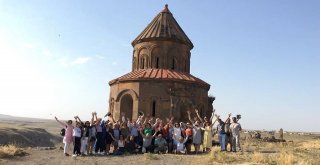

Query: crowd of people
[54,109,242,157]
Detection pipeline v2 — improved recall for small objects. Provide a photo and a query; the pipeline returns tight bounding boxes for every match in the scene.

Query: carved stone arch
[150,46,163,68]
[115,89,139,102]
[138,47,148,69]
[167,48,179,70]
[109,97,115,115]
[115,89,139,121]
[148,96,159,117]
[132,49,138,70]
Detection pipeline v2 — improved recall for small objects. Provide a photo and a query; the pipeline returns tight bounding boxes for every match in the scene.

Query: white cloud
[70,57,92,65]
[58,57,70,67]
[95,55,105,59]
[58,56,92,66]
[21,43,36,49]
[42,49,53,57]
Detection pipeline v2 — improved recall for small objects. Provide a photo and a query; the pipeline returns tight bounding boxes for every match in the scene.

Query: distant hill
[0,114,61,147]
[0,114,14,119]
[0,114,51,122]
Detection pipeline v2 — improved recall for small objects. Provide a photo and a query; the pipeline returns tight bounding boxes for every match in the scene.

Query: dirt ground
[0,117,319,165]
[1,149,211,165]
[1,135,320,165]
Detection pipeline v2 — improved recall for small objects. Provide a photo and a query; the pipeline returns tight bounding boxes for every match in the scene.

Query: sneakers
[72,154,77,157]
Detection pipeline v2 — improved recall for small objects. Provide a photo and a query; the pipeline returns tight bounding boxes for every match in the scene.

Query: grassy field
[0,117,319,165]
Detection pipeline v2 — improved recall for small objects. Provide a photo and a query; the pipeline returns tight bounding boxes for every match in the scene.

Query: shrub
[0,144,27,158]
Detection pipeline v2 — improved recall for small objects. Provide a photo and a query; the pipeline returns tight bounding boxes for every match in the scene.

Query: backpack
[60,128,66,136]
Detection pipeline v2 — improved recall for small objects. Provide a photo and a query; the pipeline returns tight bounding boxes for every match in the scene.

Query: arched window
[156,57,159,68]
[171,58,175,70]
[141,58,145,69]
[152,101,156,117]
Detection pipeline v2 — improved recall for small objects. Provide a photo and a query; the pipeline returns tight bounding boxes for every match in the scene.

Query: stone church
[108,5,212,121]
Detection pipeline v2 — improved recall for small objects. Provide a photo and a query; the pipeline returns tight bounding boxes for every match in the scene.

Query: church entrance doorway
[120,94,133,120]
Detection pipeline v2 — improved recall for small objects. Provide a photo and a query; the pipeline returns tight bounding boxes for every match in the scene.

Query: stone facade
[132,41,191,73]
[108,5,211,121]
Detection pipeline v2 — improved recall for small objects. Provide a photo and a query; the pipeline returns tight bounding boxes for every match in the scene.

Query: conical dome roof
[132,4,194,49]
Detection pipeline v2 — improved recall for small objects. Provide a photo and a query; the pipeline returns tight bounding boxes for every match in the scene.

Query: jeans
[73,136,81,155]
[218,133,226,151]
[95,132,104,152]
[115,147,125,155]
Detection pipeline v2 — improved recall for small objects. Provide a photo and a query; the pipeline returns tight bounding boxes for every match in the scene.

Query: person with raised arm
[192,121,202,154]
[173,134,189,154]
[72,116,82,157]
[164,116,174,153]
[224,113,232,151]
[187,110,195,125]
[172,121,182,150]
[54,116,74,156]
[120,121,129,141]
[139,128,158,153]
[194,109,204,124]
[128,117,140,146]
[92,112,105,155]
[230,116,242,152]
[109,133,126,155]
[87,113,97,155]
[111,122,121,153]
[216,113,231,151]
[75,116,90,156]
[105,121,113,155]
[202,109,217,152]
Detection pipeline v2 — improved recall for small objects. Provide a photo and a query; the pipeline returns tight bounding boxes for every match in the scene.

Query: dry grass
[251,152,273,164]
[144,152,159,160]
[0,144,27,158]
[300,139,320,149]
[276,151,294,165]
[194,138,320,165]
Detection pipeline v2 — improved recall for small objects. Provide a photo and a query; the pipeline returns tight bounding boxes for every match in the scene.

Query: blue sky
[0,1,319,132]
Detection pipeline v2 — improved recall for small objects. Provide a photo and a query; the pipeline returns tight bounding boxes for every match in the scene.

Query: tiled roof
[109,69,210,89]
[131,4,194,49]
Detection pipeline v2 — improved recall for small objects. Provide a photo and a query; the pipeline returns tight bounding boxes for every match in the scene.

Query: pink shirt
[63,124,74,144]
